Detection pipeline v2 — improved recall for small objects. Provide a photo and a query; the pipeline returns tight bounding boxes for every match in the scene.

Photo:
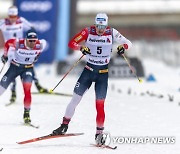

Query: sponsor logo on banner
[30,21,51,32]
[20,1,52,12]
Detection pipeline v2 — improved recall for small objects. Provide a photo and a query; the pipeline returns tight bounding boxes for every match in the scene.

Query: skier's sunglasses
[9,15,17,18]
[27,39,37,42]
[96,25,107,29]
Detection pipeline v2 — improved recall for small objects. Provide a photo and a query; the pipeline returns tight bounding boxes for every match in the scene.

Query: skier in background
[0,6,48,104]
[0,29,47,124]
[51,13,132,145]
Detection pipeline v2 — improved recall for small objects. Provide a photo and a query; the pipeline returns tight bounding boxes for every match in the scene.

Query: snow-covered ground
[0,59,180,154]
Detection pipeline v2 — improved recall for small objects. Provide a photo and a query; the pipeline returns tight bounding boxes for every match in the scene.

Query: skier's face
[26,39,37,49]
[8,15,17,24]
[95,25,107,35]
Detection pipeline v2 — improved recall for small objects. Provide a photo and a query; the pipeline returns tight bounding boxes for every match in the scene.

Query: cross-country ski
[17,133,84,144]
[22,123,39,129]
[5,101,16,107]
[31,92,72,97]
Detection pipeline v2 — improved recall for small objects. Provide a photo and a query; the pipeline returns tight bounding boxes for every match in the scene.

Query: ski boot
[35,82,48,93]
[95,127,106,145]
[10,90,16,103]
[52,117,70,135]
[52,124,68,135]
[23,109,31,124]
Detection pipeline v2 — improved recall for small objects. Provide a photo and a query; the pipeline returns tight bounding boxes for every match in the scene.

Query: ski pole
[0,63,5,74]
[121,54,143,83]
[50,54,84,92]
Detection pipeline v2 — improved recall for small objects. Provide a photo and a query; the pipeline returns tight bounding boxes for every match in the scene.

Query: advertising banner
[16,0,58,63]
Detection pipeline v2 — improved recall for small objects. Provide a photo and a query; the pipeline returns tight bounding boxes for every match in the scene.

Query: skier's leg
[0,65,18,96]
[21,68,33,123]
[94,73,108,145]
[52,69,92,135]
[9,79,16,103]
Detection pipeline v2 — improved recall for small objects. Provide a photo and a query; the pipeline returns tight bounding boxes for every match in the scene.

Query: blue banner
[55,0,70,61]
[16,0,58,63]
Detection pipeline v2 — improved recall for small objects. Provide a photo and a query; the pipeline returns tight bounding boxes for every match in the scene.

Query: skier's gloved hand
[80,46,91,55]
[1,55,8,64]
[34,54,40,63]
[117,45,125,55]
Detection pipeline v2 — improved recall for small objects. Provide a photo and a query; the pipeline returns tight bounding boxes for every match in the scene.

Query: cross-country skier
[51,13,132,145]
[0,6,48,104]
[0,29,46,124]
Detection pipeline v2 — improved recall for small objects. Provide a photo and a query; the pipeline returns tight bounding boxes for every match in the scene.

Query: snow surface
[0,59,180,154]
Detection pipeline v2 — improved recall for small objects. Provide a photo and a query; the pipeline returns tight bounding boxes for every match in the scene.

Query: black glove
[1,55,8,64]
[117,45,125,55]
[80,46,91,55]
[34,54,40,62]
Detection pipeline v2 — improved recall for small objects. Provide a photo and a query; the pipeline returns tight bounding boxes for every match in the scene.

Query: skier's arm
[1,39,16,63]
[68,28,89,50]
[113,28,132,50]
[3,39,16,57]
[39,39,47,52]
[33,39,46,63]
